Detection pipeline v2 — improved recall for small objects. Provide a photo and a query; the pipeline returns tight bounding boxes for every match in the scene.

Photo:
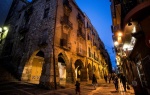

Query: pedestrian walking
[92,74,97,90]
[75,81,80,95]
[108,74,112,83]
[104,74,107,83]
[120,74,127,91]
[113,75,118,91]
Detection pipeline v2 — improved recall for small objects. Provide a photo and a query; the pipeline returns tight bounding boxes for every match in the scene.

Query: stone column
[66,58,74,83]
[39,55,56,89]
[54,57,60,85]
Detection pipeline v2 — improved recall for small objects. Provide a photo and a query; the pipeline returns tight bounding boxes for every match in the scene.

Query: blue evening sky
[75,0,116,68]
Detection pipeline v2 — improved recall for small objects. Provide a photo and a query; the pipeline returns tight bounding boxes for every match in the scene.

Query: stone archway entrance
[21,51,44,84]
[58,54,66,86]
[75,59,84,81]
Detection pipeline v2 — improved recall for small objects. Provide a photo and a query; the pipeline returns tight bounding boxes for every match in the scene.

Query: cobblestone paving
[0,80,135,95]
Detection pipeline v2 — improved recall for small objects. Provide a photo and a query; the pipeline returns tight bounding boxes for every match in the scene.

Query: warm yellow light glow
[132,26,136,33]
[3,26,8,31]
[2,30,8,39]
[118,32,123,37]
[114,41,119,46]
[0,27,2,32]
[118,36,122,43]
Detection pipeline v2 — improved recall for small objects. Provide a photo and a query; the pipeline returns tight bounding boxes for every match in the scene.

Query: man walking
[120,74,127,91]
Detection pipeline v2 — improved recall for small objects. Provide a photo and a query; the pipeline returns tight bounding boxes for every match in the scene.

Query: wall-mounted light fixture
[0,26,9,44]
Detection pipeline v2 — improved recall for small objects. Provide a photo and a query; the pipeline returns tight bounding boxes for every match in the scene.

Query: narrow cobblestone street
[0,79,135,95]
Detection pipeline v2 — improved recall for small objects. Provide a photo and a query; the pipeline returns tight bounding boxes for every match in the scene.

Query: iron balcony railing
[60,16,73,29]
[77,30,86,39]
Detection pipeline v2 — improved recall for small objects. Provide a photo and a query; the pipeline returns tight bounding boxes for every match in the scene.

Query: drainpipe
[53,0,58,90]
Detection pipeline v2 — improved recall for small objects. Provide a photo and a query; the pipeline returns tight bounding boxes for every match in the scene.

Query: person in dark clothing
[75,81,80,95]
[108,74,112,83]
[113,75,118,90]
[104,74,108,83]
[120,75,127,91]
[92,74,97,89]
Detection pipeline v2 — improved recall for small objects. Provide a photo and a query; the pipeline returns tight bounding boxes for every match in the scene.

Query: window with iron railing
[77,28,85,39]
[63,0,72,13]
[88,35,90,40]
[77,13,84,24]
[60,15,73,29]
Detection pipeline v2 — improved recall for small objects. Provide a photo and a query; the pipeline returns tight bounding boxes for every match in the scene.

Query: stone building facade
[1,0,111,89]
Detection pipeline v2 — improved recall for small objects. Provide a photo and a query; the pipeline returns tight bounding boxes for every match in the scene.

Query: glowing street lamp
[117,32,123,43]
[114,41,119,46]
[118,32,123,37]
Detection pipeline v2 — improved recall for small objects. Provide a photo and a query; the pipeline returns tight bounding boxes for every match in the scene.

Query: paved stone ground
[0,79,135,95]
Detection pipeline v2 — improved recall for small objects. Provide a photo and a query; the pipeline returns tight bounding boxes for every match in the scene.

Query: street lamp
[117,32,123,43]
[114,41,119,46]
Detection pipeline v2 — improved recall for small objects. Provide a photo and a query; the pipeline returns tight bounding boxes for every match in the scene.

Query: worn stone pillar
[66,58,74,83]
[54,57,60,85]
[39,55,55,89]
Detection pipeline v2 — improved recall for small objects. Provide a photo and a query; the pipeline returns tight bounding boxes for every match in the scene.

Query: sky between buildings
[75,0,116,68]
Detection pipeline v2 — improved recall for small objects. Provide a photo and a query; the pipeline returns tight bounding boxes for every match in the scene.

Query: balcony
[86,26,91,33]
[88,52,92,57]
[94,56,99,61]
[77,30,86,39]
[60,38,71,50]
[63,0,72,13]
[60,16,73,30]
[77,48,86,57]
[77,13,84,24]
[93,42,97,49]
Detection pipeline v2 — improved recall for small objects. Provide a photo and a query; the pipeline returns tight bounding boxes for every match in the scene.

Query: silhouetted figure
[104,74,108,83]
[113,75,118,90]
[108,74,112,83]
[120,75,127,91]
[75,81,80,95]
[92,74,97,89]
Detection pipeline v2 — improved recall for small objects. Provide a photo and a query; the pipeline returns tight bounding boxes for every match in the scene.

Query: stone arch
[94,64,100,79]
[57,52,72,82]
[21,50,45,84]
[74,59,85,81]
[87,63,92,80]
[57,52,69,66]
[58,53,67,86]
